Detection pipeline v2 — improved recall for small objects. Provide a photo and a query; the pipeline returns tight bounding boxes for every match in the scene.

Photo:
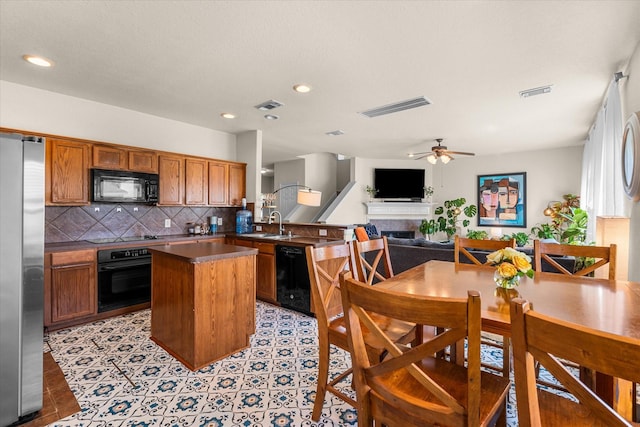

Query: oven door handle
[98,259,151,271]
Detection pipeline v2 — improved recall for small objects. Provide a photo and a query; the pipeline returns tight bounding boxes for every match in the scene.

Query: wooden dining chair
[352,236,394,285]
[340,272,511,427]
[305,243,417,421]
[454,235,516,377]
[454,235,516,265]
[533,240,617,279]
[510,298,640,426]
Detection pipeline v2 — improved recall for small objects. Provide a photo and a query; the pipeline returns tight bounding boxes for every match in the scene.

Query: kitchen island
[148,242,258,370]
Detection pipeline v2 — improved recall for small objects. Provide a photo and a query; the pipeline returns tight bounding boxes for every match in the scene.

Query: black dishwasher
[276,245,312,315]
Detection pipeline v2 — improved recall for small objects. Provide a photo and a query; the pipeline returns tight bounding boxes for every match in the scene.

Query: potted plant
[530,223,556,240]
[466,229,488,240]
[364,185,378,201]
[503,231,530,247]
[434,198,477,240]
[419,218,438,240]
[424,186,434,202]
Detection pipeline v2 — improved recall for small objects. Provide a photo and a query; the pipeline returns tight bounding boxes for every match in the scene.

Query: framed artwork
[477,172,526,227]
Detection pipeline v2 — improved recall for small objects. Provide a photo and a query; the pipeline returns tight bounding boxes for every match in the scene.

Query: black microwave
[92,169,159,204]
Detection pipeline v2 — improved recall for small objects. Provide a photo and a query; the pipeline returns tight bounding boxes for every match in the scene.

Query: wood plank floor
[19,352,80,427]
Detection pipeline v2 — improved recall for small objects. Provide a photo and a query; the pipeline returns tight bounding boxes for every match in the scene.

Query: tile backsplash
[45,204,238,243]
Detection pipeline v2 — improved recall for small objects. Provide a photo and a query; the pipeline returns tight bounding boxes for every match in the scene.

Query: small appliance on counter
[235,198,253,234]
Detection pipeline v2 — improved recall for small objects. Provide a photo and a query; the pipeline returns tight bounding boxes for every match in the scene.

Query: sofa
[383,237,576,275]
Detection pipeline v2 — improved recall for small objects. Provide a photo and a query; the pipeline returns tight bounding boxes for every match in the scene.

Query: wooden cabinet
[46,138,91,205]
[128,150,158,173]
[185,157,208,205]
[92,144,158,173]
[158,155,184,205]
[37,129,244,207]
[255,242,277,303]
[228,163,246,206]
[92,144,127,170]
[208,161,229,206]
[227,238,277,303]
[150,244,257,370]
[45,249,96,326]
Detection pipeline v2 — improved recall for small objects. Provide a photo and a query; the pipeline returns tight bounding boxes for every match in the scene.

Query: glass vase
[493,270,520,289]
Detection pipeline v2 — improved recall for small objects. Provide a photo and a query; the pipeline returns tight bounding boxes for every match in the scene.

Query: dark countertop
[148,242,258,263]
[230,233,343,248]
[44,233,226,253]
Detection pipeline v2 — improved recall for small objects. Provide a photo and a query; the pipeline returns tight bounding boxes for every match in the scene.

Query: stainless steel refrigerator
[0,132,45,426]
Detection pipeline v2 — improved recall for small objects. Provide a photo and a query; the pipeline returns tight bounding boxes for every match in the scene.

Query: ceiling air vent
[519,85,553,98]
[359,96,431,118]
[326,130,345,136]
[254,99,284,110]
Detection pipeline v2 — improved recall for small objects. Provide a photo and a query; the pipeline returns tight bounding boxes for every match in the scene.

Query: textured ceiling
[1,1,639,168]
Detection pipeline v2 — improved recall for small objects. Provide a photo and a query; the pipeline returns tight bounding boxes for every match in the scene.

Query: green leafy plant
[364,185,378,199]
[419,219,438,240]
[558,207,588,243]
[423,186,434,199]
[434,198,477,239]
[530,223,556,240]
[503,231,530,247]
[466,229,488,240]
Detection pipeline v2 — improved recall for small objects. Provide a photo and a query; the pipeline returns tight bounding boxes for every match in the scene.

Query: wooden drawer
[254,242,275,254]
[51,249,95,266]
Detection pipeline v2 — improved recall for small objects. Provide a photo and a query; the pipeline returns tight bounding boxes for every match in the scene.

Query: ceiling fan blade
[408,151,432,159]
[444,150,475,156]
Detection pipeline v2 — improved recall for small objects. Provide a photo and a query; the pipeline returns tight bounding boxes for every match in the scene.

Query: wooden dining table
[376,260,640,420]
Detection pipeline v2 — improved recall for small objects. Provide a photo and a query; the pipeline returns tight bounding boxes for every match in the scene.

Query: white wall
[326,147,582,234]
[0,81,236,159]
[236,130,262,217]
[621,42,640,281]
[432,146,583,235]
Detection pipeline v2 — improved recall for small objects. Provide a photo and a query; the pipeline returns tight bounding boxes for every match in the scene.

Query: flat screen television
[374,168,425,200]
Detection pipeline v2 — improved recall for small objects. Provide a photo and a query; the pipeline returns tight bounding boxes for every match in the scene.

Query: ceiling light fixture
[325,130,344,136]
[220,113,235,119]
[293,84,311,93]
[23,54,53,67]
[264,114,279,120]
[519,85,553,98]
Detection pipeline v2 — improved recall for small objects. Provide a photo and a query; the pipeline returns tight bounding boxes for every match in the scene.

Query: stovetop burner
[86,235,161,244]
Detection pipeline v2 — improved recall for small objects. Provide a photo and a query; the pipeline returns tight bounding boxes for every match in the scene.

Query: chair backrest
[510,298,640,426]
[533,240,617,279]
[340,271,483,427]
[306,243,354,326]
[352,236,394,285]
[454,235,516,265]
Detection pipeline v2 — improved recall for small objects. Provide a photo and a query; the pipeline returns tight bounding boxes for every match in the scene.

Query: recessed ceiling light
[264,114,279,120]
[23,54,53,67]
[220,112,235,119]
[293,84,311,93]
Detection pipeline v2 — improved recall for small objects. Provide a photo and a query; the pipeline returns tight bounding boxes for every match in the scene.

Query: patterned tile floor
[45,302,522,426]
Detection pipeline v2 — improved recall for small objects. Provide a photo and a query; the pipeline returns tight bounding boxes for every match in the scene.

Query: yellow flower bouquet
[486,247,534,288]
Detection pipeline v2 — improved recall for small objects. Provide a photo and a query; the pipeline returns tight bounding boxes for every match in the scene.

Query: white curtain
[580,79,629,242]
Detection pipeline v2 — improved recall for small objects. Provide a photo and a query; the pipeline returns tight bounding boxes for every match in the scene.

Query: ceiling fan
[408,138,475,164]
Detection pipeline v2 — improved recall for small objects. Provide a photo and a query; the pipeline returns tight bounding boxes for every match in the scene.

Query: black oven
[97,247,151,312]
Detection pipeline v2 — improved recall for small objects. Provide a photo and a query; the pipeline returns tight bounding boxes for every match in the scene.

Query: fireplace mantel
[365,202,434,220]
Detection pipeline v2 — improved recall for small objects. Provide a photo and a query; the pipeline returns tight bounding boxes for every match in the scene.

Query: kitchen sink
[239,233,299,240]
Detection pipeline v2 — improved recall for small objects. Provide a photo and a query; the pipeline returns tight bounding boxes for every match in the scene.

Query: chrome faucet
[269,211,285,235]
